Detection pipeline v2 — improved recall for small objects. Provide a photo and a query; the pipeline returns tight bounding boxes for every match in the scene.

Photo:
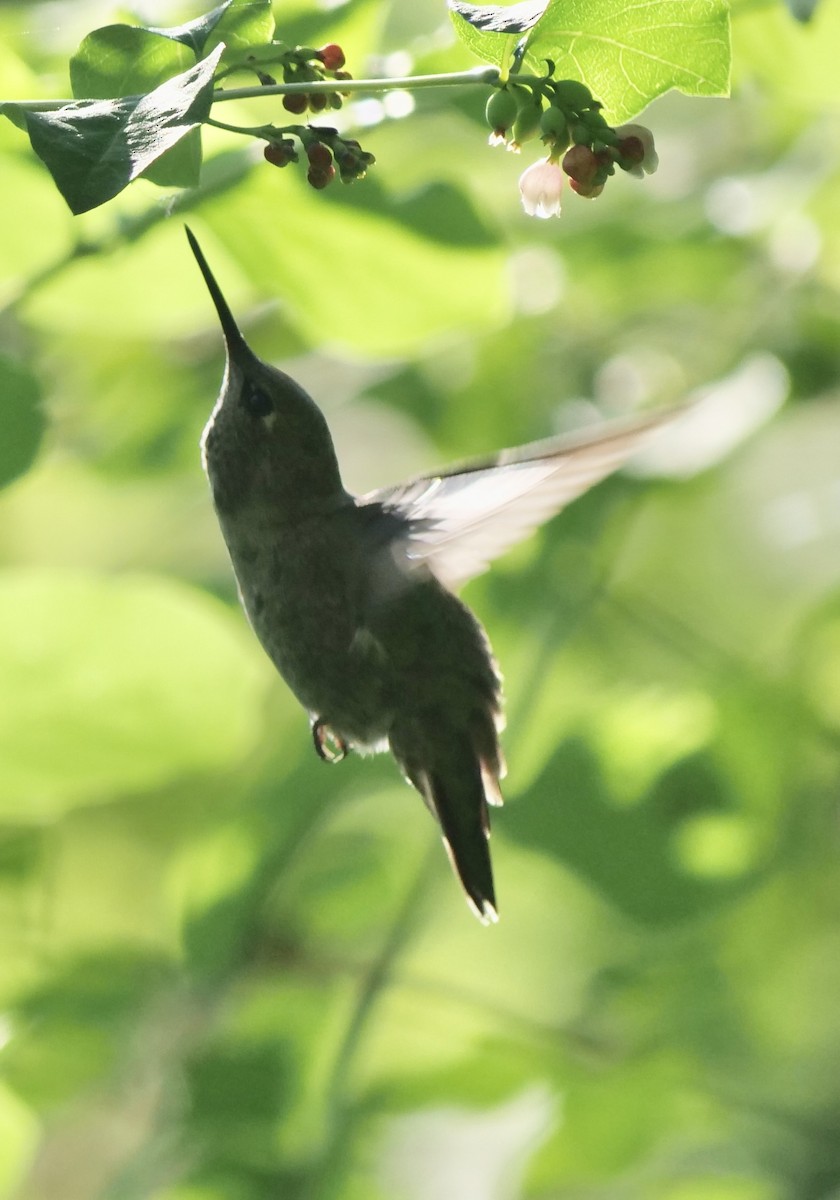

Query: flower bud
[562,143,599,185]
[552,79,594,113]
[569,177,604,198]
[263,140,297,167]
[485,87,519,143]
[539,105,570,154]
[510,99,543,150]
[614,123,658,176]
[307,141,333,169]
[307,163,336,189]
[283,93,308,115]
[318,43,346,71]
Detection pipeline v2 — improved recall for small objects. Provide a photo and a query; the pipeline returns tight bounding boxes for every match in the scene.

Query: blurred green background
[1,1,840,1198]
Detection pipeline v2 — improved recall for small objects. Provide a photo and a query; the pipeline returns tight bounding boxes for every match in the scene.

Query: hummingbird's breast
[219,503,399,746]
[216,500,502,757]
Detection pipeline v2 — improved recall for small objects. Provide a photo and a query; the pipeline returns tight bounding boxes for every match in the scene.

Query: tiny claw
[312,719,348,763]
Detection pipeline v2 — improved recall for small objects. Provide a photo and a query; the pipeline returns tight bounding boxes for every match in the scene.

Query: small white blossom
[519,157,564,219]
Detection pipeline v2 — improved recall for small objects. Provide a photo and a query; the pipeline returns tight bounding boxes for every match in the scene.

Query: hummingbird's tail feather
[391,721,501,923]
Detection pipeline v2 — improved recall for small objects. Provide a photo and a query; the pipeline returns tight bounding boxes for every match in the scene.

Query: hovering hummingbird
[186,226,680,923]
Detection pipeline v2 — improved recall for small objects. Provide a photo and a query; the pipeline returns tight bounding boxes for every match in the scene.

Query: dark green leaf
[504,739,749,924]
[23,43,224,213]
[145,0,276,60]
[70,25,200,187]
[70,25,194,100]
[145,0,234,55]
[0,101,26,131]
[0,356,44,491]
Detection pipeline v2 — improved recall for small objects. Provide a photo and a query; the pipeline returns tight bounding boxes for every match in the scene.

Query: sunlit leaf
[448,0,549,34]
[197,170,508,356]
[0,569,268,818]
[70,26,194,99]
[522,0,730,119]
[452,0,730,120]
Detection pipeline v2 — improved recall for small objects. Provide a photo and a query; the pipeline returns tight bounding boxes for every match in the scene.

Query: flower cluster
[485,77,657,219]
[280,43,353,115]
[253,42,375,190]
[246,42,352,115]
[263,127,375,190]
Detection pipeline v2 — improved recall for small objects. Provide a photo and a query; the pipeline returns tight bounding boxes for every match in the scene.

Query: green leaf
[453,0,731,121]
[448,0,549,34]
[527,0,730,119]
[198,168,508,356]
[0,101,26,131]
[70,25,195,100]
[22,43,224,213]
[504,738,746,924]
[145,0,235,56]
[0,569,269,818]
[0,356,44,491]
[146,0,276,60]
[70,25,200,187]
[207,0,276,56]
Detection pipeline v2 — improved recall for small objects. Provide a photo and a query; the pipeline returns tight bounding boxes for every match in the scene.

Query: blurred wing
[360,407,683,591]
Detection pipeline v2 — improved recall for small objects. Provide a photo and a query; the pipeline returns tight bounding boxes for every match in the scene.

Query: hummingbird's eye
[242,383,273,419]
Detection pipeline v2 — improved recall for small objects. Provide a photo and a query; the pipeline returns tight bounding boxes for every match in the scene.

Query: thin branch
[8,67,500,113]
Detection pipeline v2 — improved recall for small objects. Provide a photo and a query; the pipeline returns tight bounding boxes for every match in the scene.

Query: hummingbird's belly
[238,555,396,747]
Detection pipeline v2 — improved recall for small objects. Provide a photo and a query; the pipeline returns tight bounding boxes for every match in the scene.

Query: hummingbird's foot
[312,719,349,763]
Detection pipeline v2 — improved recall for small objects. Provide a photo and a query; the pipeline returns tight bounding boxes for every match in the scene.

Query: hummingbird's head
[186,227,345,517]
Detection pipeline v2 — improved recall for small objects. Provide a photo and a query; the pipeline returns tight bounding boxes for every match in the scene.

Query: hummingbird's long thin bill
[185,225,251,361]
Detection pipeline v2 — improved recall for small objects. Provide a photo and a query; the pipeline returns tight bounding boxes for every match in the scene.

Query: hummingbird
[186,226,680,923]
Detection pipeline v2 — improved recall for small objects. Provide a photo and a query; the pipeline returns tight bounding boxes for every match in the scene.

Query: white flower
[614,123,659,177]
[519,157,564,219]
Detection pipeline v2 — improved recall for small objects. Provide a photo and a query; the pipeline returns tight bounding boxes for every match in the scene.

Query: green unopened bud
[552,79,594,113]
[584,109,610,134]
[539,105,570,154]
[511,99,543,149]
[485,87,519,141]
